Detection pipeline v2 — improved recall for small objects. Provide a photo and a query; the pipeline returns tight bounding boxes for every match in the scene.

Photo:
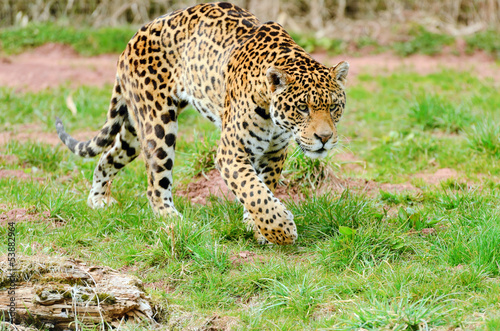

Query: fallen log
[0,255,155,330]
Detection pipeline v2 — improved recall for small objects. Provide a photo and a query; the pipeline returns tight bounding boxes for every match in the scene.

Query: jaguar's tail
[56,80,128,158]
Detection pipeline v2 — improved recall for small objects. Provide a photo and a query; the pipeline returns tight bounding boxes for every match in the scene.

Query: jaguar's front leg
[216,137,297,245]
[243,148,289,244]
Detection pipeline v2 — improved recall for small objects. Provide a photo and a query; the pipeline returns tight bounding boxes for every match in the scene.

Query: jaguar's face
[267,61,349,158]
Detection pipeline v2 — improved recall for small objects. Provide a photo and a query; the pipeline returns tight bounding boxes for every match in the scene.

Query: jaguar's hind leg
[87,118,140,208]
[143,122,180,217]
[128,93,182,218]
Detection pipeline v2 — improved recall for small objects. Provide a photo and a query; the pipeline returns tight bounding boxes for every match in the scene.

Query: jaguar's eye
[329,105,337,112]
[297,104,309,113]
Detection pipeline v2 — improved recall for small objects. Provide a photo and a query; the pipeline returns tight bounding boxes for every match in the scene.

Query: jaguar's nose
[314,132,333,144]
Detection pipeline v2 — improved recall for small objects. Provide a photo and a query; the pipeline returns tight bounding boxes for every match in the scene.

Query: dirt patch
[176,168,422,205]
[0,154,19,165]
[200,314,240,330]
[420,228,437,236]
[144,280,176,293]
[176,169,235,205]
[274,182,306,202]
[165,312,240,331]
[0,169,43,182]
[177,169,311,205]
[334,177,421,197]
[229,251,265,266]
[0,123,96,146]
[333,152,366,172]
[316,50,499,84]
[414,168,459,185]
[0,43,117,92]
[0,43,498,93]
[0,206,50,227]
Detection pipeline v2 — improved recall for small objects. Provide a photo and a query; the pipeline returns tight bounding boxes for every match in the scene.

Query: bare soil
[0,43,497,93]
[0,44,493,204]
[177,168,425,205]
[316,50,500,84]
[0,204,50,227]
[0,123,96,146]
[229,250,266,266]
[0,43,117,92]
[415,168,459,185]
[176,169,235,205]
[0,169,43,182]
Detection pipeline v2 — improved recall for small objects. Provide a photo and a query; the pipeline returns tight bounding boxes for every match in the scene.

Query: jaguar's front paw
[87,194,117,209]
[252,204,298,245]
[157,205,183,219]
[243,209,271,245]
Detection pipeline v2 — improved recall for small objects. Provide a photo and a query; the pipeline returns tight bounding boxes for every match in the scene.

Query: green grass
[466,120,500,158]
[0,22,136,55]
[289,32,347,55]
[466,29,500,59]
[282,147,337,191]
[346,70,500,179]
[394,26,455,56]
[0,86,112,131]
[1,46,500,330]
[408,94,476,133]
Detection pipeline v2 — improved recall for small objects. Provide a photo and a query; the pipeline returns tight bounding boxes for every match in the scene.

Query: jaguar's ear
[330,61,349,86]
[267,67,291,94]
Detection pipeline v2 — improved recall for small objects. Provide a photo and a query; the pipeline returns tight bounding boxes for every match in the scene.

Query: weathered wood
[0,321,38,330]
[0,255,155,330]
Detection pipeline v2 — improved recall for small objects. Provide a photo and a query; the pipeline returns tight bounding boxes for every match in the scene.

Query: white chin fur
[304,149,328,159]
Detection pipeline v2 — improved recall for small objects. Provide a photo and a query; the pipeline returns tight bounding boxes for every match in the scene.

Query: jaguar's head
[267,60,349,159]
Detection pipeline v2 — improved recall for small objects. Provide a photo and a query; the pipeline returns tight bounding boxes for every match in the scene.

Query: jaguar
[56,2,349,245]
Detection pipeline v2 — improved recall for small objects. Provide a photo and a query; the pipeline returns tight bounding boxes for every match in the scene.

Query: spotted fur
[56,2,349,245]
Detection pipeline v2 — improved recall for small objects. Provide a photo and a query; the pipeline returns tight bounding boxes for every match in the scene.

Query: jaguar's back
[119,2,261,127]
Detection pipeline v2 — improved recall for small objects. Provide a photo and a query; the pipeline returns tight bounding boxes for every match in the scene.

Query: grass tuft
[441,222,500,276]
[465,29,500,59]
[343,294,455,330]
[3,141,65,172]
[260,275,329,320]
[282,146,336,190]
[289,191,381,244]
[394,26,455,56]
[466,120,500,157]
[317,224,412,272]
[368,130,439,174]
[408,94,475,133]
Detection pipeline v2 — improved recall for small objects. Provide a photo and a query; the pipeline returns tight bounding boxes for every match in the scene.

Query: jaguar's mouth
[308,148,328,159]
[296,140,329,159]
